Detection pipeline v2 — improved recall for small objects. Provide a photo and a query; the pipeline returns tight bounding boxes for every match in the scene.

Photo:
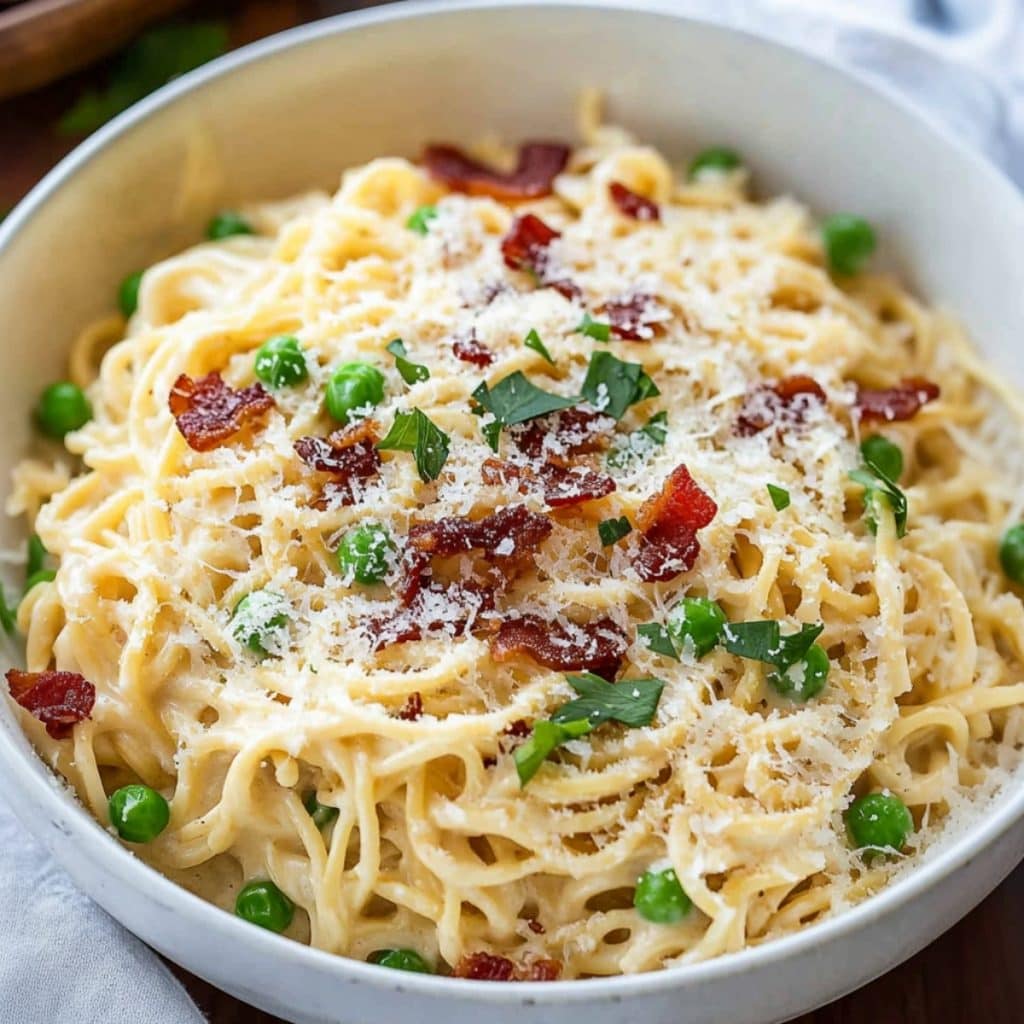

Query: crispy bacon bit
[735,375,827,436]
[409,505,552,563]
[453,953,562,982]
[369,582,496,650]
[453,335,495,367]
[501,213,560,275]
[5,669,95,739]
[604,292,666,341]
[294,421,382,507]
[397,692,423,721]
[169,372,274,452]
[527,918,546,935]
[424,142,570,200]
[635,464,718,583]
[609,181,660,222]
[511,408,613,463]
[491,614,627,680]
[482,458,615,509]
[505,719,531,738]
[547,277,582,302]
[855,378,940,422]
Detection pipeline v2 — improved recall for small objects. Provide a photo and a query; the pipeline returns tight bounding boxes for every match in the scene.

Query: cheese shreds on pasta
[8,115,1024,979]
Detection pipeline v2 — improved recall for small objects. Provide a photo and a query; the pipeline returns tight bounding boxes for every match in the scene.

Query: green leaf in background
[58,22,229,136]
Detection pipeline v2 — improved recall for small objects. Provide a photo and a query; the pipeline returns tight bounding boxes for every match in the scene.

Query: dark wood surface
[2,2,1020,1021]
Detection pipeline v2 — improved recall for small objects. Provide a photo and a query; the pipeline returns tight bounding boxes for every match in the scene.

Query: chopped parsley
[377,409,450,482]
[551,673,664,729]
[406,205,438,235]
[386,339,430,386]
[471,372,577,452]
[636,622,679,661]
[523,328,555,365]
[723,621,823,669]
[514,719,592,786]
[860,434,903,482]
[850,463,908,538]
[575,313,612,342]
[581,351,659,421]
[606,411,668,470]
[766,484,791,511]
[598,516,632,547]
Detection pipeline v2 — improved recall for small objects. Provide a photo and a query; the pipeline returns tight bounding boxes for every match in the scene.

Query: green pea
[999,524,1024,584]
[666,597,726,658]
[231,590,291,657]
[370,948,432,973]
[336,524,395,585]
[325,362,386,424]
[235,880,294,933]
[845,791,913,856]
[118,270,144,318]
[768,643,829,701]
[822,214,876,275]
[688,147,741,181]
[254,334,308,390]
[108,784,170,843]
[303,791,339,830]
[860,434,903,481]
[35,381,92,438]
[206,211,254,240]
[634,867,692,924]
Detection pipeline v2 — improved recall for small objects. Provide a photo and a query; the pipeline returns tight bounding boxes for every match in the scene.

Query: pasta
[7,109,1024,980]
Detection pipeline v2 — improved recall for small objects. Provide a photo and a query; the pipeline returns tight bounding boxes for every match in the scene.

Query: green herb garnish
[514,718,592,786]
[551,673,664,729]
[471,372,577,451]
[406,205,438,235]
[636,622,679,661]
[766,484,791,511]
[575,313,612,342]
[722,620,823,668]
[598,516,632,547]
[581,351,659,421]
[860,435,903,482]
[523,328,555,365]
[606,411,668,470]
[850,466,908,538]
[386,339,430,386]
[377,409,450,482]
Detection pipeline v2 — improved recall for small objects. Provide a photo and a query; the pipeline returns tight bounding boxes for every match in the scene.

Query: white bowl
[1,3,1022,1022]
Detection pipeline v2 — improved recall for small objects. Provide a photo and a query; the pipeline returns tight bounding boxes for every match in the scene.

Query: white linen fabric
[0,1,1019,1021]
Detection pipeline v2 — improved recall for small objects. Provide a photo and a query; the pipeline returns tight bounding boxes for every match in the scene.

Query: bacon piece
[635,464,717,583]
[169,372,274,452]
[504,718,531,738]
[453,335,495,367]
[424,142,570,200]
[294,421,381,507]
[453,952,562,982]
[855,378,940,423]
[491,614,627,680]
[368,582,496,650]
[409,505,552,563]
[397,692,423,721]
[735,375,827,437]
[609,181,660,222]
[604,292,666,341]
[481,459,615,509]
[5,669,95,739]
[527,918,546,935]
[501,213,560,276]
[511,408,613,463]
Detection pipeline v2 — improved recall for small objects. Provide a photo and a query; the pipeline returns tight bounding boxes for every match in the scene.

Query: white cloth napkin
[1,2,1020,1022]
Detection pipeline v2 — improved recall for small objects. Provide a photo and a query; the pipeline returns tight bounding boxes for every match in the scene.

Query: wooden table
[2,2,1020,1021]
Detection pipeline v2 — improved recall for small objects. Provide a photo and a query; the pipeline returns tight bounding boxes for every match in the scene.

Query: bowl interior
[0,3,1023,1022]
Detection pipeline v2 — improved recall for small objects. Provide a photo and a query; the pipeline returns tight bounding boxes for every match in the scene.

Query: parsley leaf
[850,467,908,538]
[581,351,660,420]
[860,435,903,482]
[636,622,679,661]
[552,673,665,729]
[766,484,791,511]
[523,329,555,365]
[26,534,48,582]
[59,22,229,136]
[722,621,824,669]
[386,339,430,386]
[575,313,612,342]
[377,409,450,482]
[0,585,15,635]
[406,205,438,235]
[514,718,592,786]
[471,372,577,450]
[598,516,632,547]
[606,411,668,470]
